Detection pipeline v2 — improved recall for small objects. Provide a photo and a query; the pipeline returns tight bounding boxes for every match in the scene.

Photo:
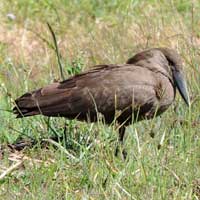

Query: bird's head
[158,48,190,106]
[127,48,190,106]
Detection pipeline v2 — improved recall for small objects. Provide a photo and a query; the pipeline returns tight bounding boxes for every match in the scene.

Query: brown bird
[13,48,190,147]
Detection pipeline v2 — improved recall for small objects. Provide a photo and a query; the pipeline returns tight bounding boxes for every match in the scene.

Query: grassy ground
[0,0,200,199]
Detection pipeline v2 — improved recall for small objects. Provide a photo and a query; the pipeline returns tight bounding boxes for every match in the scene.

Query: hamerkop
[13,48,190,145]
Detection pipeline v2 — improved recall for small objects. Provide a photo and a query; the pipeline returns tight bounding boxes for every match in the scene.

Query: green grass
[0,0,200,199]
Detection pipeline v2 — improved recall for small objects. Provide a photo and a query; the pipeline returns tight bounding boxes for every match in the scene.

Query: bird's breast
[154,73,175,113]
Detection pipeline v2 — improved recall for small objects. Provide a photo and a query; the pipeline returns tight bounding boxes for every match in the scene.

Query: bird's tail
[13,90,42,118]
[13,83,69,118]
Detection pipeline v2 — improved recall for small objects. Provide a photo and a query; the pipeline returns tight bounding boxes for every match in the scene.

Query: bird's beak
[173,70,190,106]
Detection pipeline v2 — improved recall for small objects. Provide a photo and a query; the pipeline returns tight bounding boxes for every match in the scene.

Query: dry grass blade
[158,130,166,149]
[164,166,181,183]
[115,183,137,200]
[42,138,78,161]
[0,160,24,180]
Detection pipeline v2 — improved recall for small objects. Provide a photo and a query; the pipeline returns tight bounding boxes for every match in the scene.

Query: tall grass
[0,0,199,199]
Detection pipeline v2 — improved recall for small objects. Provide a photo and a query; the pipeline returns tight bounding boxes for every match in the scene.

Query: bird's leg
[115,125,127,158]
[119,125,126,143]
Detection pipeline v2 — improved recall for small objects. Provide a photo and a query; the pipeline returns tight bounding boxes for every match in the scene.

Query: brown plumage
[13,48,190,144]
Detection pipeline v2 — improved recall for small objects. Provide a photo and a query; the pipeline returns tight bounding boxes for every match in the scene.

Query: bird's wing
[14,64,173,120]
